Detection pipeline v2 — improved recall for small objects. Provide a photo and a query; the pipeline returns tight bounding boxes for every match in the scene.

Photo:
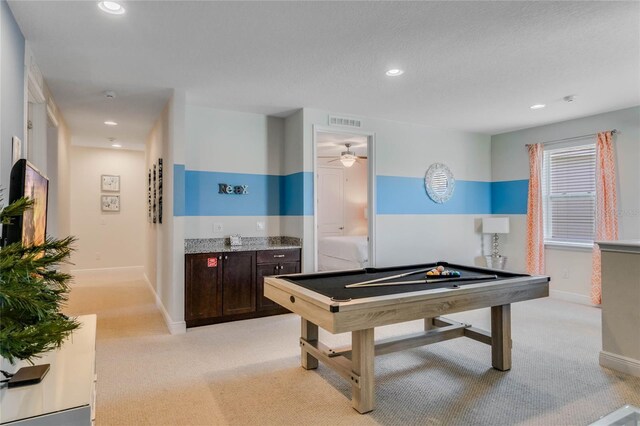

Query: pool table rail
[264,273,549,334]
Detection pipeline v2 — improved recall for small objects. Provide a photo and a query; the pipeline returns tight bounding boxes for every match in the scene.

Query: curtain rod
[526,129,618,147]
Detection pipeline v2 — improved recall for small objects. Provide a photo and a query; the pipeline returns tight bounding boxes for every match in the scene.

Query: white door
[317,167,344,238]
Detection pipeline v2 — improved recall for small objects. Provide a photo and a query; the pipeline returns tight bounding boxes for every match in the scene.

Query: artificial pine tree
[0,196,80,366]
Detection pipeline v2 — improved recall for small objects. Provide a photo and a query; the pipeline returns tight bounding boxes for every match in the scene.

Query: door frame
[312,124,376,272]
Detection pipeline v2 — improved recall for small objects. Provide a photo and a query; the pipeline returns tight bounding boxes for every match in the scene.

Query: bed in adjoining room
[318,235,369,271]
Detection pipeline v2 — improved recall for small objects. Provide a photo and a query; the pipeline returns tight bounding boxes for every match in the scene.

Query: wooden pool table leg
[352,328,375,413]
[424,317,436,330]
[301,319,318,370]
[491,304,512,371]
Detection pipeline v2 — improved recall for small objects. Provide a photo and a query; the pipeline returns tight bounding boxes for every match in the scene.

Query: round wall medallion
[425,163,455,203]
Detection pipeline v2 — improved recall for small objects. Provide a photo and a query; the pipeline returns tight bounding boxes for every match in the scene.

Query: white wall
[145,91,186,334]
[491,106,640,303]
[302,108,493,271]
[145,113,163,293]
[70,146,146,272]
[281,110,305,240]
[0,0,25,192]
[140,90,186,334]
[45,84,73,268]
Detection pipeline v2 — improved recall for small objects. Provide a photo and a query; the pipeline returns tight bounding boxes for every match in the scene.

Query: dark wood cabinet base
[185,248,300,329]
[186,307,291,328]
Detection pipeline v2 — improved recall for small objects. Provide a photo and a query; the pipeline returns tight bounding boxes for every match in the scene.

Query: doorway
[313,127,375,271]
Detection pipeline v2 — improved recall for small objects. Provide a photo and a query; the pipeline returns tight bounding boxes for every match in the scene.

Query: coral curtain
[591,131,618,304]
[526,143,544,275]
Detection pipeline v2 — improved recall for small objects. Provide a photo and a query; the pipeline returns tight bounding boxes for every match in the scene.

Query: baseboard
[549,289,594,306]
[599,351,640,377]
[72,266,144,285]
[143,273,186,335]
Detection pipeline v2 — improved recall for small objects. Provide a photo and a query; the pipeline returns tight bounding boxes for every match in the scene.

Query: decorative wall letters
[218,184,248,195]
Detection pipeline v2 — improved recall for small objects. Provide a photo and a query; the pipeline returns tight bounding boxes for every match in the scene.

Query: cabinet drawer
[257,249,300,264]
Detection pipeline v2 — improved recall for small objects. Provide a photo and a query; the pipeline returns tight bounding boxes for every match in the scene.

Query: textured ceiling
[9,1,640,150]
[317,131,368,157]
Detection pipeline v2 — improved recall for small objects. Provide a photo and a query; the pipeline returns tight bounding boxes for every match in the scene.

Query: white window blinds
[542,143,596,245]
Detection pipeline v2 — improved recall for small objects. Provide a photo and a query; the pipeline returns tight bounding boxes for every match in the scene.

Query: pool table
[264,261,550,413]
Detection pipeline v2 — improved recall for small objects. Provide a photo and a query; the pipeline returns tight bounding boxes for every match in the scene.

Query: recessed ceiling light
[104,120,118,126]
[111,143,122,148]
[530,104,546,110]
[98,1,125,15]
[385,69,404,77]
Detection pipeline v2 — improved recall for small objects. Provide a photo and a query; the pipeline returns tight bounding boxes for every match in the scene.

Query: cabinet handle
[224,255,228,260]
[274,254,285,258]
[218,255,222,260]
[280,266,285,270]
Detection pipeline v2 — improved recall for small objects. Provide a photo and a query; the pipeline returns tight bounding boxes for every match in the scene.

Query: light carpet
[65,279,640,425]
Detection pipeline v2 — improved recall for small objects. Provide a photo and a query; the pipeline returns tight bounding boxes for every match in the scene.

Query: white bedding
[318,235,368,271]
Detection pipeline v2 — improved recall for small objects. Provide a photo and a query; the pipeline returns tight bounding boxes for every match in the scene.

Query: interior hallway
[65,278,640,426]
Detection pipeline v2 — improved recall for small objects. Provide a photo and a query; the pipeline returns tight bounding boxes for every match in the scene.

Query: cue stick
[344,267,434,288]
[345,274,498,288]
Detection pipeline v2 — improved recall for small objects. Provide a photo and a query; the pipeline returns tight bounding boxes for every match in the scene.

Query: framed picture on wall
[152,165,157,223]
[101,175,120,192]
[147,169,152,222]
[101,195,120,212]
[158,158,163,224]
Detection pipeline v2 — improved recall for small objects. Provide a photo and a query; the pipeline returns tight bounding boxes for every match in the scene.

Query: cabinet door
[256,263,280,311]
[222,251,256,316]
[185,254,222,321]
[257,262,300,311]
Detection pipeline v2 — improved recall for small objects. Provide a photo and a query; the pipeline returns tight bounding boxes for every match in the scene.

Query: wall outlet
[213,223,224,233]
[256,221,265,231]
[561,268,569,279]
[96,252,101,261]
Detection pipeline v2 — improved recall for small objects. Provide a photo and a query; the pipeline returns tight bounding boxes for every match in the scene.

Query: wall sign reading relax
[218,184,249,195]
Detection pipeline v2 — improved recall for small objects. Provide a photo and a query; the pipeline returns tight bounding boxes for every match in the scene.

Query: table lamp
[482,217,510,269]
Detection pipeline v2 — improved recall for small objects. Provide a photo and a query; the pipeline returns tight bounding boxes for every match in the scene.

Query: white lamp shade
[482,217,510,234]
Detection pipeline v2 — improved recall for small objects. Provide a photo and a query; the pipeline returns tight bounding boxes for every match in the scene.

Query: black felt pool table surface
[281,262,529,300]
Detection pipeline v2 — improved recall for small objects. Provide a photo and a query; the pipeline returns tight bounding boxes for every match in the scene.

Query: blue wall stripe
[281,172,314,216]
[174,165,527,217]
[174,168,313,217]
[491,180,528,214]
[173,164,186,216]
[376,176,492,214]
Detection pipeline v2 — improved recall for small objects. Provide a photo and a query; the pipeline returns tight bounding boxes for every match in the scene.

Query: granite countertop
[185,236,301,254]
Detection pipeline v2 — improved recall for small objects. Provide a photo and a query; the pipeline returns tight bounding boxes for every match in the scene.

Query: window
[542,143,596,246]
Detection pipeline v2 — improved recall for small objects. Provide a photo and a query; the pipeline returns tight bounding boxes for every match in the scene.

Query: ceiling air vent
[329,115,362,128]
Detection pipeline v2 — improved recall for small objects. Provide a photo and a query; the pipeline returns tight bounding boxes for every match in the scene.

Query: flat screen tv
[1,159,49,247]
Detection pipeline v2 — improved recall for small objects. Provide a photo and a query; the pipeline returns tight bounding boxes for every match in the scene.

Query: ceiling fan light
[340,153,357,167]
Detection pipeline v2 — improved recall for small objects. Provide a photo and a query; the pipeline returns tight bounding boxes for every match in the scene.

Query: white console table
[598,241,640,377]
[0,314,97,425]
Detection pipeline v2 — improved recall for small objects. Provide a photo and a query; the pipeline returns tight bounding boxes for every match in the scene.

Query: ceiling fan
[318,143,367,167]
